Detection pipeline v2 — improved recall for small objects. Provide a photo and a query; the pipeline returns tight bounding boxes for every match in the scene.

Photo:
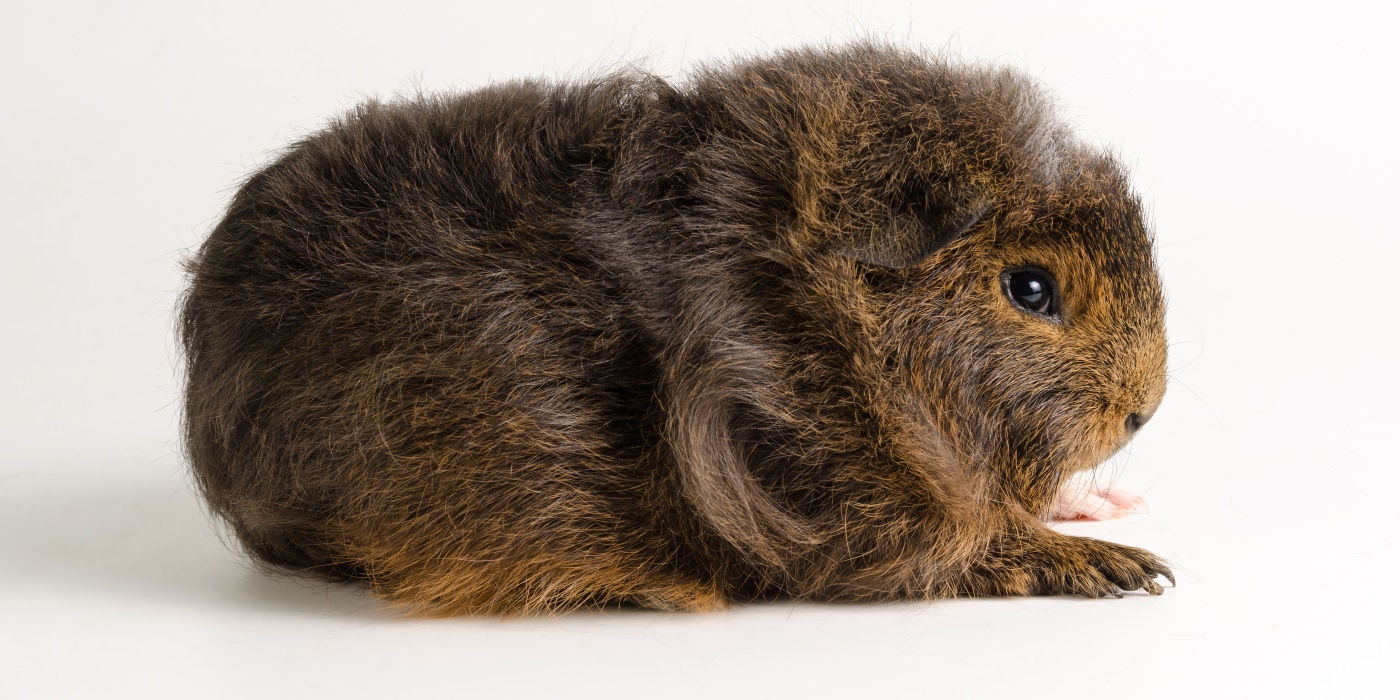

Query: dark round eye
[1003,268,1058,317]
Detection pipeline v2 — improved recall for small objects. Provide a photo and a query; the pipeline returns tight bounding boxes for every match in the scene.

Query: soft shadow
[1,467,393,619]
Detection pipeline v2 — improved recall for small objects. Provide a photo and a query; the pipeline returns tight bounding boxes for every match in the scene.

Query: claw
[1035,534,1173,600]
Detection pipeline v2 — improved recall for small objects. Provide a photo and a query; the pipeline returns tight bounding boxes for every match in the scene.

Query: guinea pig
[179,42,1172,615]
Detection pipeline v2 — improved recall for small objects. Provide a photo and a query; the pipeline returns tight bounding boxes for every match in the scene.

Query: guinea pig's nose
[1125,412,1149,434]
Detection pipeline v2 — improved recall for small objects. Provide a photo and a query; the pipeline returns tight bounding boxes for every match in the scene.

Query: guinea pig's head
[676,46,1166,518]
[801,51,1168,513]
[875,158,1168,513]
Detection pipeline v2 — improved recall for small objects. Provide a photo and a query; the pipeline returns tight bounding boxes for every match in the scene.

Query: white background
[3,1,1397,697]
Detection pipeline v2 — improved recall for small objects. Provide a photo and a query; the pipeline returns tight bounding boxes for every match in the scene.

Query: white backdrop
[3,1,1396,697]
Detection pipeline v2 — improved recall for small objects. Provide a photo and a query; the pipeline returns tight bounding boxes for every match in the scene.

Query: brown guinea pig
[179,42,1171,616]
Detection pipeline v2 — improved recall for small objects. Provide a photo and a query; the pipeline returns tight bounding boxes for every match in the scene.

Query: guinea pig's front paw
[962,527,1175,599]
[1043,536,1175,597]
[1050,484,1147,521]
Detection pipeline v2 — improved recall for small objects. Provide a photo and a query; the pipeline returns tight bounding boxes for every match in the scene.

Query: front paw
[1050,484,1146,521]
[1043,536,1174,597]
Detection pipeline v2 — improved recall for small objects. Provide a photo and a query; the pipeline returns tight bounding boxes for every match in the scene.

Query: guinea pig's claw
[1052,535,1175,599]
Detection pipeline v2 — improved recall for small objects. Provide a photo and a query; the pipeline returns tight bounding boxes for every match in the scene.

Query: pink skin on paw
[1051,484,1148,521]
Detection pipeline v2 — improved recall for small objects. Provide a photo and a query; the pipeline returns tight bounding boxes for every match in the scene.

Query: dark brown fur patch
[179,43,1171,616]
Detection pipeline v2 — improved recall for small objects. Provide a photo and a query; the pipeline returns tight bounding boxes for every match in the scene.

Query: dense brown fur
[179,43,1171,616]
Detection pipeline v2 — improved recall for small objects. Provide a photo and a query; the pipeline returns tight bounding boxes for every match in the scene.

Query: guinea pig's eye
[1002,268,1059,318]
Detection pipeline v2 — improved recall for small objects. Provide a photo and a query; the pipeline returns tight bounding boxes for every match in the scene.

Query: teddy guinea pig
[179,43,1172,616]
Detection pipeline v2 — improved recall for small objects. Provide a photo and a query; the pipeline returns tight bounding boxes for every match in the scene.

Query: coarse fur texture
[179,43,1172,616]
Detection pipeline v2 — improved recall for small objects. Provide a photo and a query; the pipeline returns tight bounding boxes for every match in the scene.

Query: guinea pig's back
[179,82,661,582]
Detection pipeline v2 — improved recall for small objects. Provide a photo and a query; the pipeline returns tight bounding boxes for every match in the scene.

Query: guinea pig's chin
[1059,429,1133,474]
[1080,432,1137,472]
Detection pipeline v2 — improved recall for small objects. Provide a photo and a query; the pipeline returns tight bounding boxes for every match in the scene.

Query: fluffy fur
[179,43,1172,615]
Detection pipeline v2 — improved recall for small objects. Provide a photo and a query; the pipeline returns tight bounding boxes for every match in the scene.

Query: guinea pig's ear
[840,194,991,269]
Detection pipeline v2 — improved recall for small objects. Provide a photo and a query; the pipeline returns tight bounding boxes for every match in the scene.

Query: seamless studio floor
[3,1,1397,697]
